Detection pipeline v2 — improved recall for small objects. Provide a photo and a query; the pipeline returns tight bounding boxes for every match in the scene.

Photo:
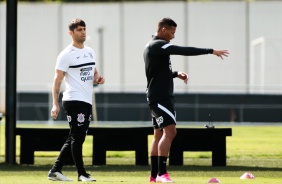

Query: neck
[155,32,163,40]
[72,41,84,49]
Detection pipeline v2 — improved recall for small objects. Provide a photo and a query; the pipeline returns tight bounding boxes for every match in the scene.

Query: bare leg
[158,124,176,156]
[150,129,163,156]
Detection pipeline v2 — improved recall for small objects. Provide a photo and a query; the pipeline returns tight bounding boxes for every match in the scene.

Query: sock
[150,156,158,178]
[158,156,168,176]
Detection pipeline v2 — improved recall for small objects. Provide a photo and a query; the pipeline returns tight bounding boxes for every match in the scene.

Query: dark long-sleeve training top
[143,35,213,104]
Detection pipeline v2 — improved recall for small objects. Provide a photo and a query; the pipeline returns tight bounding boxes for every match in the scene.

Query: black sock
[150,156,158,178]
[158,156,168,176]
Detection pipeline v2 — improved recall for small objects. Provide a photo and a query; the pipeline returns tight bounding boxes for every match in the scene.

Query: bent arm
[93,68,105,84]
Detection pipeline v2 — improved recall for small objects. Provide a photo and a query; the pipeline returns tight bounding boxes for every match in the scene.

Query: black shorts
[149,98,176,130]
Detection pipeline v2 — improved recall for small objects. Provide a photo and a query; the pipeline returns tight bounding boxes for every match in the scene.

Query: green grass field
[0,123,282,183]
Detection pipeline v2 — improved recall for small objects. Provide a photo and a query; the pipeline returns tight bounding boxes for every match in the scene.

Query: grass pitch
[0,124,282,183]
[0,158,282,184]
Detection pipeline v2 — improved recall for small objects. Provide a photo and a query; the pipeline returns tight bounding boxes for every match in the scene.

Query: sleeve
[154,41,213,56]
[172,71,178,78]
[55,52,70,72]
[166,45,213,56]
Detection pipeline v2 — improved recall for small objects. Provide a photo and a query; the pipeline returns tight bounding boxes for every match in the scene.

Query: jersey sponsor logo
[83,54,88,58]
[81,76,94,82]
[80,67,94,82]
[156,116,164,126]
[67,115,72,122]
[80,67,92,72]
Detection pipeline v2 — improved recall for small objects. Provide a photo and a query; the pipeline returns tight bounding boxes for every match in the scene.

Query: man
[143,17,229,183]
[47,18,105,182]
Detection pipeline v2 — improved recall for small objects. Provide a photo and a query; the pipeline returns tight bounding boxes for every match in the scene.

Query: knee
[71,133,86,144]
[164,128,177,140]
[171,128,177,139]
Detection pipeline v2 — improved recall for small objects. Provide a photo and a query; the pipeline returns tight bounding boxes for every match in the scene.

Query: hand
[213,49,229,60]
[51,104,60,120]
[95,76,105,84]
[177,71,189,84]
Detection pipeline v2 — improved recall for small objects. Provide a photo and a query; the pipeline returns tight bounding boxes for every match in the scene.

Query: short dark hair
[157,18,177,32]
[68,18,86,31]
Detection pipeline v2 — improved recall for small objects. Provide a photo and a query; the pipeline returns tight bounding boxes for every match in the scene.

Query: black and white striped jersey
[143,35,213,104]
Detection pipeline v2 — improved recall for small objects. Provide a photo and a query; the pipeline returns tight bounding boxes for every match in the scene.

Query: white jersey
[55,44,96,105]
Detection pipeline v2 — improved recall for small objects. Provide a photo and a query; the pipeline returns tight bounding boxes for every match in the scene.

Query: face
[161,26,176,42]
[70,25,86,43]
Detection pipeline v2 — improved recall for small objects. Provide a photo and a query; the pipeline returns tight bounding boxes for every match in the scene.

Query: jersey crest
[156,116,164,126]
[77,113,85,123]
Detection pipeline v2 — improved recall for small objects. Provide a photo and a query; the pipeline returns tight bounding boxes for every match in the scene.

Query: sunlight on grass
[226,126,282,159]
[2,124,282,160]
[1,158,282,184]
[107,151,135,158]
[1,122,282,183]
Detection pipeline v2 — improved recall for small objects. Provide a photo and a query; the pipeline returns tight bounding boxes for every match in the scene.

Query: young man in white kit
[48,18,105,182]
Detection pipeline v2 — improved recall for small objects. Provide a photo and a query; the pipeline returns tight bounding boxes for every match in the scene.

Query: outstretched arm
[156,41,230,58]
[162,44,213,56]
